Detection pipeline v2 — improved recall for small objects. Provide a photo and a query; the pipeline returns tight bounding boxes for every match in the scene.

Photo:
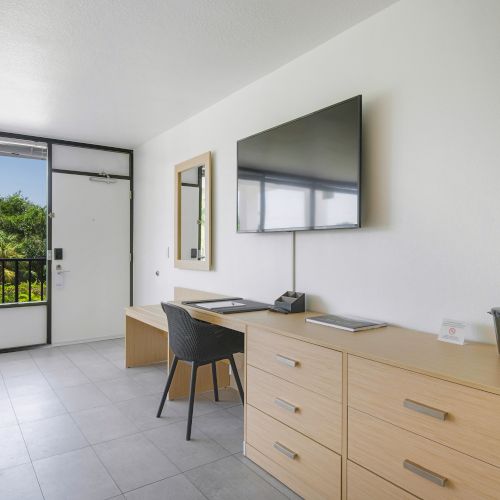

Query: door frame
[0,130,133,351]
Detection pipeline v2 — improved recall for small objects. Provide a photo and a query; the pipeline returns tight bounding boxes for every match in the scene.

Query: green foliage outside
[0,192,46,303]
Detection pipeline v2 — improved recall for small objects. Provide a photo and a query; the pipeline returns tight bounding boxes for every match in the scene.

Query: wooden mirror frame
[174,151,212,270]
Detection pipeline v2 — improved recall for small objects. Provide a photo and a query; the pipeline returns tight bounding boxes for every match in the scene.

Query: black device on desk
[489,307,500,355]
[182,298,270,314]
[269,291,306,314]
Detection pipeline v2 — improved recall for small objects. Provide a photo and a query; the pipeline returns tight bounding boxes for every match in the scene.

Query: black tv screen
[237,95,361,232]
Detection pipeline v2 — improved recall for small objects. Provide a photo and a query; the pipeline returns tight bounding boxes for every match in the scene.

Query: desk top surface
[126,294,500,396]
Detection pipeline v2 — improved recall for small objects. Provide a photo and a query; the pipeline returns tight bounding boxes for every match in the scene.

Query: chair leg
[211,361,219,402]
[229,355,244,404]
[157,356,179,418]
[186,362,198,440]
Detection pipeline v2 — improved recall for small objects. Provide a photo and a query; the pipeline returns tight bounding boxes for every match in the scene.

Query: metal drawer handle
[403,460,447,487]
[404,399,448,421]
[275,354,298,368]
[273,441,297,460]
[274,398,298,413]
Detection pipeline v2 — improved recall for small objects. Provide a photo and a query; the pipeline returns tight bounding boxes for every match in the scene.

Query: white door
[51,146,130,344]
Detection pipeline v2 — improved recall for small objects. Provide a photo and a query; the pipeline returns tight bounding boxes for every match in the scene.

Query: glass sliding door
[0,137,48,349]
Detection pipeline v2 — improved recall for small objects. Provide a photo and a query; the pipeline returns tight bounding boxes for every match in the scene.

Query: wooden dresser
[163,292,500,499]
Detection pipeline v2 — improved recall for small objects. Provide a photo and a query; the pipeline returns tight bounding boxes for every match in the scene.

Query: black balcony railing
[0,258,47,304]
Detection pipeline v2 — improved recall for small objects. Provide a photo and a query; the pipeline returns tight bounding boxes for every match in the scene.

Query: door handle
[275,354,298,368]
[403,399,448,421]
[403,459,447,487]
[274,398,298,413]
[273,442,297,460]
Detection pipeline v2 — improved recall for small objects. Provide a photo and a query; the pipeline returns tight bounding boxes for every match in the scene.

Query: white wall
[134,0,500,343]
[0,306,46,349]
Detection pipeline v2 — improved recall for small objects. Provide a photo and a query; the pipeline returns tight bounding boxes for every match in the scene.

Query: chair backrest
[161,302,205,361]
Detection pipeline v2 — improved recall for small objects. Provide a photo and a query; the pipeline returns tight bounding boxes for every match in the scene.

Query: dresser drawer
[348,355,500,467]
[347,461,417,500]
[247,405,341,499]
[247,365,341,452]
[247,326,342,400]
[349,408,500,500]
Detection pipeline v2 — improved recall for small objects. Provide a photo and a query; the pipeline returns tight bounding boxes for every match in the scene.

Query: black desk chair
[157,302,245,440]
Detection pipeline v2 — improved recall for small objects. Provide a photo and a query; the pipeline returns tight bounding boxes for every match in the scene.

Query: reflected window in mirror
[175,152,212,270]
[180,165,206,261]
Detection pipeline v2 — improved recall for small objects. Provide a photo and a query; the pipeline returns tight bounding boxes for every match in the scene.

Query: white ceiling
[1,0,397,148]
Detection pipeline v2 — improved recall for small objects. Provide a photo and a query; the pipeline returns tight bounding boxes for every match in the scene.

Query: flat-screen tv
[237,95,361,232]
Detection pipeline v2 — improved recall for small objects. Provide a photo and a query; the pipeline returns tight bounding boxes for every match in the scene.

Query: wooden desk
[127,288,500,499]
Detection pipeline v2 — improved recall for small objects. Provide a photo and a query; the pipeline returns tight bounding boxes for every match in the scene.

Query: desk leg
[125,316,168,367]
[167,348,230,400]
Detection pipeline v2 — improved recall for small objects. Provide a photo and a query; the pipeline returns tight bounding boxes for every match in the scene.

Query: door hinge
[129,190,133,200]
[48,212,55,218]
[129,253,132,263]
[47,250,53,261]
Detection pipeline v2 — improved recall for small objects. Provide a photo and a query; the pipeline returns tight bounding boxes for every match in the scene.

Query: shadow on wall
[361,92,393,230]
[306,294,329,314]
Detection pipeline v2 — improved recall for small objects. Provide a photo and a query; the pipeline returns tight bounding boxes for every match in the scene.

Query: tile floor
[0,339,301,500]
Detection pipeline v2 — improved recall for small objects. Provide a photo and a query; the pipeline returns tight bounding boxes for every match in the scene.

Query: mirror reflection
[180,165,206,261]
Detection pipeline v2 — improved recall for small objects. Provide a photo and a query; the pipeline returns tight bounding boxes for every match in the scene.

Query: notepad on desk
[306,314,387,332]
[196,300,245,310]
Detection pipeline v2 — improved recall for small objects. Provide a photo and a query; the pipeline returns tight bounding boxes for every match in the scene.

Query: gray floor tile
[66,350,107,367]
[111,360,163,374]
[43,365,90,389]
[33,446,120,500]
[193,409,244,454]
[96,377,150,402]
[185,455,287,500]
[199,388,242,409]
[0,359,41,379]
[236,454,302,500]
[226,404,243,420]
[153,362,169,373]
[72,404,138,444]
[0,398,18,428]
[33,355,75,373]
[0,351,32,363]
[0,424,30,470]
[88,339,124,353]
[29,346,66,360]
[11,389,67,423]
[4,373,52,399]
[160,395,221,419]
[115,393,184,431]
[0,378,8,400]
[58,343,95,355]
[21,413,88,461]
[94,433,179,492]
[131,370,168,394]
[0,463,43,500]
[55,383,111,412]
[79,360,127,383]
[124,474,205,500]
[144,420,231,472]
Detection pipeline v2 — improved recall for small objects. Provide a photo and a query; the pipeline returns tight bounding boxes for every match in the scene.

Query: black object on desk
[270,291,306,314]
[488,307,500,355]
[182,298,270,314]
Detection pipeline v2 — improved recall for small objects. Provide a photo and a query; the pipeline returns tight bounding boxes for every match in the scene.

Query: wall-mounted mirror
[175,152,212,270]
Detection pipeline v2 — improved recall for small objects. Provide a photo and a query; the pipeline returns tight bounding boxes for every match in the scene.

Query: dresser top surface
[127,291,500,395]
